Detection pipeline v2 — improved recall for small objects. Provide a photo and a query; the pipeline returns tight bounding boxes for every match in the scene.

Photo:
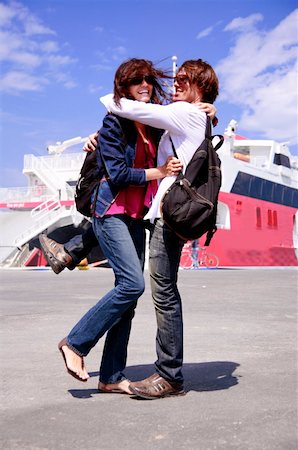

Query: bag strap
[169,115,224,161]
[169,115,210,158]
[169,135,178,158]
[206,116,224,151]
[205,116,212,139]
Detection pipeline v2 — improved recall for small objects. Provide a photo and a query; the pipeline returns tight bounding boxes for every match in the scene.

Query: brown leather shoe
[129,373,185,400]
[39,234,73,274]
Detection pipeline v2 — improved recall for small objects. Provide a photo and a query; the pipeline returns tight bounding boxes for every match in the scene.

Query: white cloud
[0,1,77,93]
[0,70,48,92]
[0,2,15,25]
[0,0,55,35]
[23,15,55,36]
[52,72,77,89]
[216,9,298,144]
[39,40,59,53]
[91,63,114,71]
[196,21,222,40]
[224,13,263,32]
[197,26,213,39]
[88,84,104,94]
[92,45,129,72]
[47,54,77,66]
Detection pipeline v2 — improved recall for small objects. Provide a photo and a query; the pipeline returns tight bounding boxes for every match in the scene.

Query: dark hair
[179,59,219,103]
[113,58,171,106]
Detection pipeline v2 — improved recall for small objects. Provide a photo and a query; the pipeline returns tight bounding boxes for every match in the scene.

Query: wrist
[160,164,167,178]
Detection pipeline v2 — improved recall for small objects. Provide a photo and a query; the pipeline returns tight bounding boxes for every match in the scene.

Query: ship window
[267,210,272,226]
[249,177,262,198]
[236,200,242,213]
[274,183,283,204]
[256,207,262,228]
[267,209,278,228]
[231,172,298,208]
[234,146,250,156]
[282,186,293,205]
[272,211,278,228]
[293,189,298,208]
[273,153,290,168]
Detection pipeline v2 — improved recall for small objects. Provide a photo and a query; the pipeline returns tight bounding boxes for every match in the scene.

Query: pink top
[106,127,157,219]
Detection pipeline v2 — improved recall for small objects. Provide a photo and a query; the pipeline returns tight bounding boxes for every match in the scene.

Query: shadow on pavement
[183,361,240,391]
[68,361,239,398]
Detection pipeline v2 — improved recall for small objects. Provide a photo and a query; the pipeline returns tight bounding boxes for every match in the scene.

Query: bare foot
[61,345,89,381]
[99,379,132,394]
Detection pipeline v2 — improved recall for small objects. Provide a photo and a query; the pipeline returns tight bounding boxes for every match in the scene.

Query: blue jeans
[149,219,184,384]
[64,222,98,269]
[67,215,145,383]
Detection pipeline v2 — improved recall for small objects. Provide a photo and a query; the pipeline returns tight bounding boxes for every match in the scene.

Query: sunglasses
[174,75,190,85]
[128,75,155,86]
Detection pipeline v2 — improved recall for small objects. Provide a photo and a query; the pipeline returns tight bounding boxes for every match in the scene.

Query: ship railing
[23,154,76,199]
[0,186,54,205]
[4,243,32,268]
[24,154,64,190]
[13,199,75,248]
[30,197,62,220]
[24,153,85,172]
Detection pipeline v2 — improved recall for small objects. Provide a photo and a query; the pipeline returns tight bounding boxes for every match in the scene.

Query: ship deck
[1,267,297,449]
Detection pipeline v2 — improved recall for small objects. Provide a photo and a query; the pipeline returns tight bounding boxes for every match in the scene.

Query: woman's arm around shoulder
[99,113,146,187]
[100,94,195,134]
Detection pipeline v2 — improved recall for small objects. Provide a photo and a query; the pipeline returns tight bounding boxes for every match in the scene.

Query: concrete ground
[0,267,297,450]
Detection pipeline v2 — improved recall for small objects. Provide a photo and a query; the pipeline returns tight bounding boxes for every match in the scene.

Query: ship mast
[224,119,238,152]
[172,55,177,77]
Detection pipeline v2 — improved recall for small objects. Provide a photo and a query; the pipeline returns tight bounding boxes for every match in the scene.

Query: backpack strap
[169,114,210,157]
[169,115,223,162]
[205,116,212,139]
[169,136,178,158]
[204,226,217,246]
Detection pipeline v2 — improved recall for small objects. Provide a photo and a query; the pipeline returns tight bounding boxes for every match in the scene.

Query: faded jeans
[64,222,98,269]
[67,215,145,383]
[149,219,185,384]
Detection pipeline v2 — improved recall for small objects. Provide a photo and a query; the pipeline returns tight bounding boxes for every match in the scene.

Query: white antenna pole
[171,56,177,94]
[172,55,177,77]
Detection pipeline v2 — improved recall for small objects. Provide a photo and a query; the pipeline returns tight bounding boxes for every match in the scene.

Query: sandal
[98,381,132,394]
[58,337,88,382]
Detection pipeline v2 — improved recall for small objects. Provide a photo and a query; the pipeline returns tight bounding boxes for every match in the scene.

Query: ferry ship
[0,120,297,268]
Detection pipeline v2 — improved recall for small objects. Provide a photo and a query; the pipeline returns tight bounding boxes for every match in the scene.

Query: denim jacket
[92,113,163,217]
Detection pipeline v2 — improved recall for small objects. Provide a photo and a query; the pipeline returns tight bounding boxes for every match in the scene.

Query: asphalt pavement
[0,266,297,450]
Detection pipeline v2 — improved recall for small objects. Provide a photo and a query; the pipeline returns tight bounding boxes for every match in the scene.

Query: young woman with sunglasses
[57,58,182,392]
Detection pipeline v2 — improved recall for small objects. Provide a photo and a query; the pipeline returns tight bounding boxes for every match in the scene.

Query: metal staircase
[12,152,80,248]
[13,196,76,248]
[0,137,87,267]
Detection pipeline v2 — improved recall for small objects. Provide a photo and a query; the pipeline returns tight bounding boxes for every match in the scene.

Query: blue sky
[0,0,297,187]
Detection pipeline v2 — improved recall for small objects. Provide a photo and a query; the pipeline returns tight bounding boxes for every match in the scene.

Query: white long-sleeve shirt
[100,94,207,221]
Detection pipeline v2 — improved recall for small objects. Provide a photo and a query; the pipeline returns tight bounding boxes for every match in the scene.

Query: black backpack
[75,150,102,217]
[74,115,129,218]
[161,117,223,245]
